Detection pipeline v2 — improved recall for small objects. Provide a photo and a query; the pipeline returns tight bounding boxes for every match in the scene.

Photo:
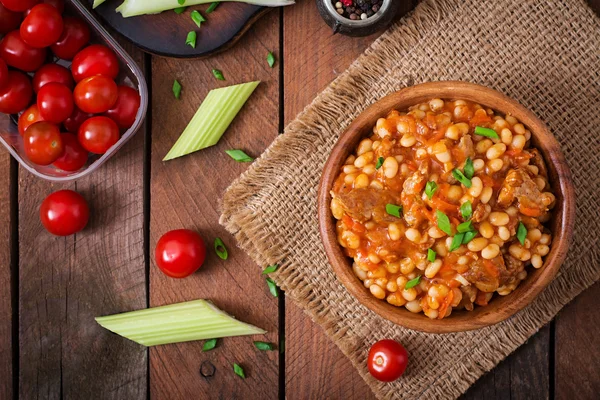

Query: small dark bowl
[316,0,402,37]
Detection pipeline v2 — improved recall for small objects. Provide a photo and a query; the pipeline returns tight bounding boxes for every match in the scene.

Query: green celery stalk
[93,0,107,7]
[95,299,266,346]
[116,0,295,18]
[163,81,260,161]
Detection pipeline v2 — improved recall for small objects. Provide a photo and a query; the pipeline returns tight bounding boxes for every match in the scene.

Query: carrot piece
[519,205,542,217]
[437,290,454,319]
[431,197,460,214]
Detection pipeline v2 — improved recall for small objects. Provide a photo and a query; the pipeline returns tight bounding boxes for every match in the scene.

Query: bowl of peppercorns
[316,0,402,37]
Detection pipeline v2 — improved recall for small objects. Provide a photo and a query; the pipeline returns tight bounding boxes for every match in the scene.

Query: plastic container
[0,0,148,182]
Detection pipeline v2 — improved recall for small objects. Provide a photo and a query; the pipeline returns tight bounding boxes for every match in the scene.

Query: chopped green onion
[191,10,206,27]
[202,338,218,351]
[212,69,225,80]
[178,0,185,4]
[174,6,187,13]
[436,210,452,236]
[449,233,465,252]
[405,275,421,289]
[206,2,219,13]
[117,0,295,18]
[233,363,245,379]
[517,222,527,245]
[186,31,197,48]
[474,126,499,139]
[93,0,107,8]
[267,51,276,68]
[375,157,384,169]
[462,230,477,244]
[172,79,182,99]
[226,149,254,162]
[460,201,472,220]
[452,169,472,188]
[214,238,228,260]
[163,81,260,161]
[425,181,438,200]
[464,157,474,179]
[266,277,278,297]
[263,264,278,274]
[457,220,474,233]
[385,204,402,218]
[95,299,266,346]
[427,248,436,262]
[254,341,275,351]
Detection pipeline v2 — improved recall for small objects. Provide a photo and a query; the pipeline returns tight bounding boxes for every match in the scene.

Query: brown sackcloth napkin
[220,0,600,398]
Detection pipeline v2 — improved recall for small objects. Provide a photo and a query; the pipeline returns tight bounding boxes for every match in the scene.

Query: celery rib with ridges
[95,299,266,346]
[93,0,107,8]
[163,81,260,161]
[116,0,295,18]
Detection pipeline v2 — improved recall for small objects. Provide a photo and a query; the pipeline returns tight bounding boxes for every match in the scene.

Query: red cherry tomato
[50,17,90,60]
[0,0,38,12]
[62,106,92,133]
[367,340,408,382]
[37,82,74,124]
[0,59,7,90]
[155,229,206,278]
[39,190,89,236]
[32,63,74,93]
[20,4,63,49]
[0,3,21,35]
[104,85,140,129]
[0,71,32,114]
[25,0,63,14]
[18,104,44,136]
[53,132,87,171]
[78,116,119,154]
[0,30,47,72]
[73,75,118,114]
[23,121,63,165]
[71,44,119,82]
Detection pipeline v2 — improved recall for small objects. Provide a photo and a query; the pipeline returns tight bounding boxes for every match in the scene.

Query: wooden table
[1,1,599,399]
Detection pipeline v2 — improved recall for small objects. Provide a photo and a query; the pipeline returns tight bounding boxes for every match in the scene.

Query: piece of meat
[471,203,491,223]
[462,256,505,292]
[497,168,546,216]
[529,148,548,178]
[458,135,475,159]
[499,253,525,286]
[402,163,429,196]
[334,188,400,223]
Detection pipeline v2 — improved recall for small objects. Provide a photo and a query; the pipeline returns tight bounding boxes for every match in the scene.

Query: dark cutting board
[86,0,269,58]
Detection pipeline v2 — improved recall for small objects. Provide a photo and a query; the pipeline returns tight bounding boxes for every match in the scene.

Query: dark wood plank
[149,11,280,399]
[283,1,415,398]
[18,43,147,399]
[554,283,600,399]
[0,153,13,400]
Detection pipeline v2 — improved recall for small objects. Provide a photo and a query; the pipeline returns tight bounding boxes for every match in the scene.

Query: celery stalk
[95,299,266,346]
[93,0,106,7]
[116,0,295,18]
[163,81,260,161]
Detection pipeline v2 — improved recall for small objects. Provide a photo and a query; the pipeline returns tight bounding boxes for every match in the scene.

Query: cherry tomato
[0,0,38,12]
[0,71,32,114]
[104,85,140,129]
[73,75,117,114]
[23,121,63,165]
[53,133,87,171]
[39,190,89,236]
[32,64,74,93]
[0,30,47,72]
[0,3,21,35]
[37,82,74,124]
[155,229,206,278]
[367,340,408,382]
[0,59,7,90]
[18,104,44,135]
[62,106,92,133]
[25,0,63,14]
[20,4,63,48]
[71,44,119,82]
[50,17,90,61]
[78,116,119,154]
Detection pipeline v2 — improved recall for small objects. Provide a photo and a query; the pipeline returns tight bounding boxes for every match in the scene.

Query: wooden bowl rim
[317,81,575,333]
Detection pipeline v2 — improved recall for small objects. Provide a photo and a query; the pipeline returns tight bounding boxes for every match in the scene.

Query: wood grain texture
[18,42,147,400]
[149,11,280,399]
[0,153,13,400]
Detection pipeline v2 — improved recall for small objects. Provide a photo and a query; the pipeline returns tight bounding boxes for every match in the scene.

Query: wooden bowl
[318,81,575,333]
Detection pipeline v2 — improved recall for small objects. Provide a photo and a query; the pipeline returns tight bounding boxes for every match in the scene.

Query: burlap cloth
[220,0,600,398]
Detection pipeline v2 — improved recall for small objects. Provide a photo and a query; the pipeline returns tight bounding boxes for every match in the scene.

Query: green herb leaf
[206,1,219,13]
[254,341,275,351]
[385,204,402,218]
[185,31,197,48]
[404,275,421,289]
[460,201,472,220]
[436,210,452,236]
[425,181,438,200]
[177,0,185,4]
[226,149,254,162]
[233,363,245,379]
[474,126,499,139]
[214,238,228,260]
[427,248,436,263]
[267,51,276,68]
[457,220,474,233]
[450,233,465,252]
[172,79,182,99]
[517,222,527,245]
[212,69,225,80]
[464,157,474,179]
[202,338,218,351]
[375,157,384,169]
[263,264,278,274]
[452,169,472,188]
[191,10,205,27]
[174,6,186,13]
[462,230,477,244]
[266,277,278,297]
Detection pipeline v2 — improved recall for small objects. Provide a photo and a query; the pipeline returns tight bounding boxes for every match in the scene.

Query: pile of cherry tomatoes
[0,0,140,170]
